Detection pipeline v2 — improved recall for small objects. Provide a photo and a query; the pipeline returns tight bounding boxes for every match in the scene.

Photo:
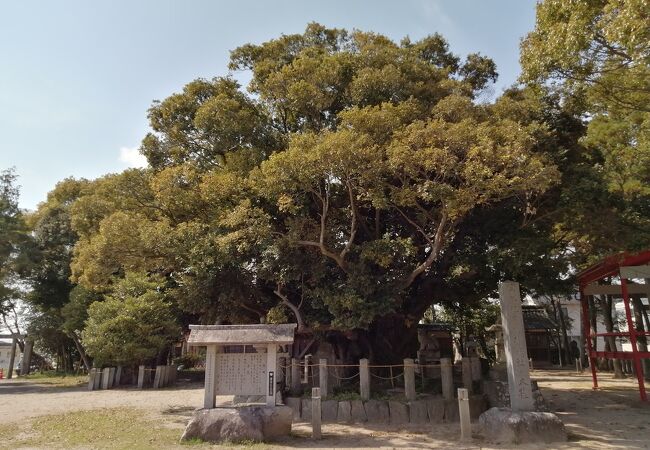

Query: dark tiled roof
[522,306,557,330]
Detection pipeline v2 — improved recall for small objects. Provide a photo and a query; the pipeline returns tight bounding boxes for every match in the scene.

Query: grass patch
[23,371,87,387]
[0,408,275,449]
[0,408,180,449]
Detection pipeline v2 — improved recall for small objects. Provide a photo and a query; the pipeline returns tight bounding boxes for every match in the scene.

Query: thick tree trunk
[555,298,572,366]
[588,297,597,351]
[631,296,650,381]
[368,313,419,364]
[68,331,92,372]
[550,299,564,365]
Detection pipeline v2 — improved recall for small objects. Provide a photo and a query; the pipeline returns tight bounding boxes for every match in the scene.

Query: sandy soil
[1,369,649,449]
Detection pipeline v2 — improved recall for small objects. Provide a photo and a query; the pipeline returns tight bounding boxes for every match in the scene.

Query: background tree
[521,0,650,261]
[0,168,30,351]
[82,273,180,367]
[521,0,650,373]
[23,178,94,371]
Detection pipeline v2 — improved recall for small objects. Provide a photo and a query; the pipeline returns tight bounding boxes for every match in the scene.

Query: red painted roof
[577,250,650,286]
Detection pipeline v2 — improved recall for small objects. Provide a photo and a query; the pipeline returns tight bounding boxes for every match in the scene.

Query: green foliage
[436,299,500,358]
[173,352,203,369]
[521,0,650,261]
[521,0,649,113]
[0,168,29,315]
[82,273,180,366]
[22,22,641,362]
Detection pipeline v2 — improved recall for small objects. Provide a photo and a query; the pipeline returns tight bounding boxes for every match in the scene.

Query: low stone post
[458,388,471,441]
[7,338,16,379]
[115,366,122,387]
[162,365,169,387]
[404,358,416,401]
[88,368,97,391]
[359,358,370,401]
[440,358,453,401]
[291,358,301,394]
[108,367,116,389]
[319,359,328,398]
[470,357,481,382]
[137,365,145,389]
[21,340,33,375]
[311,387,321,439]
[153,365,163,389]
[102,367,111,390]
[93,368,102,390]
[461,357,473,394]
[304,355,311,385]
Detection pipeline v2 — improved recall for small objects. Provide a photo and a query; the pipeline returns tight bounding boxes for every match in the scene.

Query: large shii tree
[65,24,583,362]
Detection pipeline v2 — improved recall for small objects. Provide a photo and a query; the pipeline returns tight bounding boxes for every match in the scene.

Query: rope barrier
[329,372,360,381]
[277,362,454,370]
[370,372,403,380]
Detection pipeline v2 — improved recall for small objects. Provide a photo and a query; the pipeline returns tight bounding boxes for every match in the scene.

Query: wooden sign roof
[187,324,297,346]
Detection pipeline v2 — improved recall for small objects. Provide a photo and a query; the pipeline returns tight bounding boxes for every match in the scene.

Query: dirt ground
[1,368,648,449]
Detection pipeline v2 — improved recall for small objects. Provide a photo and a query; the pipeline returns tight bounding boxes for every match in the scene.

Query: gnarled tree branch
[274,284,306,331]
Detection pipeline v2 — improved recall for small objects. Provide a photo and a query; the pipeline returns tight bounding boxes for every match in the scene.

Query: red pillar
[620,275,647,401]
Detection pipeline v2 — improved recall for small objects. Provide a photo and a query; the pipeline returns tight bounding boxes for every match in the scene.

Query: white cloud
[118,146,148,168]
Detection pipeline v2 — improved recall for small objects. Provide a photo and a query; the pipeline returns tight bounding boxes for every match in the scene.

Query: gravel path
[0,379,203,423]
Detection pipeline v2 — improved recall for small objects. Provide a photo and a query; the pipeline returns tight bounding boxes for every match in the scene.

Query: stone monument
[479,282,566,444]
[181,324,297,443]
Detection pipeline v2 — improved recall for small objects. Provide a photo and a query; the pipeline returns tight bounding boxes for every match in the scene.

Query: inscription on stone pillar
[499,281,534,411]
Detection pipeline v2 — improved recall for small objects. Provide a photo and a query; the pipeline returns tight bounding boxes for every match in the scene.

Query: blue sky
[0,0,537,210]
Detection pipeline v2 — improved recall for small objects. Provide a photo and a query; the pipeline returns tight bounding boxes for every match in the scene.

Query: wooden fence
[280,356,482,400]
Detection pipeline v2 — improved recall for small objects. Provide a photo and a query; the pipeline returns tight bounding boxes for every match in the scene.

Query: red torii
[578,250,650,401]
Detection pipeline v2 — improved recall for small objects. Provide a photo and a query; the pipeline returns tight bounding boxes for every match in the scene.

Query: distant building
[521,305,558,367]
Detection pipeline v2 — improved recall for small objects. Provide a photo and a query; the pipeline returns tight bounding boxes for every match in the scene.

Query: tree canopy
[59,24,580,361]
[521,0,650,260]
[11,17,648,366]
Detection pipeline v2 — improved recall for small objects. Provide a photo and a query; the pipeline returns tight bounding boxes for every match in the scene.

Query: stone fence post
[137,365,145,389]
[470,357,481,382]
[153,365,163,389]
[319,359,328,398]
[291,358,301,394]
[461,357,473,394]
[311,387,321,439]
[102,367,111,390]
[404,358,416,401]
[458,388,471,441]
[304,355,311,386]
[88,368,97,391]
[359,358,370,400]
[115,366,122,387]
[440,358,453,400]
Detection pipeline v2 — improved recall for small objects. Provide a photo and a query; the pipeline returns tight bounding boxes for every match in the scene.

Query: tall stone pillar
[266,344,278,406]
[498,281,534,411]
[204,345,218,408]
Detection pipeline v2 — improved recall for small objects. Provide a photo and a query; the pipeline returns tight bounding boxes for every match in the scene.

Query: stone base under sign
[479,407,567,444]
[180,405,292,443]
